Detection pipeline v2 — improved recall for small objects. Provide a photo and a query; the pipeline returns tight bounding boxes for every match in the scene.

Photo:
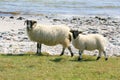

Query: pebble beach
[0,14,120,57]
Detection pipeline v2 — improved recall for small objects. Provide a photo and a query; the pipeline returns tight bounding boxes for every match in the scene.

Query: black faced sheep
[25,20,73,56]
[71,30,108,61]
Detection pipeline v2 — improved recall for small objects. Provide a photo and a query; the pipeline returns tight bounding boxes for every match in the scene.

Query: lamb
[70,30,108,61]
[25,20,73,56]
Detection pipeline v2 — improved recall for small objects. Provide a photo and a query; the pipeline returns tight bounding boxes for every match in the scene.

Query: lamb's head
[25,20,37,31]
[70,30,82,39]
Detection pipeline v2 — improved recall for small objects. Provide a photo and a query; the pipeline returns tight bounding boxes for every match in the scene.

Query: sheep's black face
[70,30,82,39]
[25,20,37,31]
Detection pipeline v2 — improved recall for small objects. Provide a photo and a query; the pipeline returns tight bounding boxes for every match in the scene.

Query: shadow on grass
[0,54,34,56]
[50,58,64,62]
[0,52,51,57]
[70,58,97,62]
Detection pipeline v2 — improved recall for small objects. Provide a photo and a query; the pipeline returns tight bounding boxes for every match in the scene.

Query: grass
[0,52,119,80]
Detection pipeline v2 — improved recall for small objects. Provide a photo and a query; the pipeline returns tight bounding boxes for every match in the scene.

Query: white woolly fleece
[72,34,107,51]
[27,23,71,47]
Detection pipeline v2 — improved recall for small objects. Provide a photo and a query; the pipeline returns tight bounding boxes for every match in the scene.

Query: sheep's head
[70,30,82,39]
[25,20,37,31]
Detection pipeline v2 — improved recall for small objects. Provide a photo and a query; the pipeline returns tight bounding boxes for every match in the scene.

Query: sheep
[70,30,108,61]
[25,20,73,57]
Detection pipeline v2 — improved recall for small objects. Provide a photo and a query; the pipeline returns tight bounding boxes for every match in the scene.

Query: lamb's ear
[32,21,37,25]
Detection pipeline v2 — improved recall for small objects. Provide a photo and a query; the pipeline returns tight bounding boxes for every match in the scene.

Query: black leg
[103,51,108,61]
[105,58,108,61]
[36,43,42,56]
[96,57,101,60]
[78,50,83,61]
[60,47,65,56]
[96,50,101,60]
[68,46,74,57]
[78,57,82,61]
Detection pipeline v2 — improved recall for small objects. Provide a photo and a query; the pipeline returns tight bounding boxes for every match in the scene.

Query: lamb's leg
[78,50,83,61]
[96,50,101,60]
[60,47,65,56]
[103,51,108,61]
[36,43,42,56]
[68,46,74,57]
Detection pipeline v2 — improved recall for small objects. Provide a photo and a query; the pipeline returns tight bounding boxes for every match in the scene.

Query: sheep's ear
[32,21,37,25]
[79,31,83,34]
[70,30,73,33]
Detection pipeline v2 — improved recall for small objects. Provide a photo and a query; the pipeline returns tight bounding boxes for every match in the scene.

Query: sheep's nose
[27,26,30,30]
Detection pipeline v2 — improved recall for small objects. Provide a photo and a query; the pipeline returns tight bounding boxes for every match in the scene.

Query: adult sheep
[70,30,108,61]
[25,20,73,56]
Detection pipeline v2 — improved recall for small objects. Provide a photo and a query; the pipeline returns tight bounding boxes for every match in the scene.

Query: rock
[62,19,69,22]
[88,28,99,34]
[0,16,5,20]
[11,29,15,32]
[72,17,77,20]
[0,35,2,38]
[10,16,14,19]
[53,19,61,22]
[114,54,120,57]
[21,37,29,42]
[18,32,24,35]
[17,17,25,20]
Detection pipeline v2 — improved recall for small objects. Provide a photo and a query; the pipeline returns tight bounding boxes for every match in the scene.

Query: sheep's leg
[60,47,65,56]
[36,43,42,56]
[103,51,108,61]
[78,50,83,61]
[68,46,74,57]
[96,50,102,60]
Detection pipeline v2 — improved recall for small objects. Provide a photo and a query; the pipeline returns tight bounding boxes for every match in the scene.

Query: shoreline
[0,14,120,57]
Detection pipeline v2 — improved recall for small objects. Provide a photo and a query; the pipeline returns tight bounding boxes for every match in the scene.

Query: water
[0,0,120,16]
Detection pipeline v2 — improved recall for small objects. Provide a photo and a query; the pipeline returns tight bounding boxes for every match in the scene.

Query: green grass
[0,53,119,80]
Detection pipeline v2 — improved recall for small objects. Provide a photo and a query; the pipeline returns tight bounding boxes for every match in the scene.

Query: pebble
[10,16,14,19]
[17,17,25,20]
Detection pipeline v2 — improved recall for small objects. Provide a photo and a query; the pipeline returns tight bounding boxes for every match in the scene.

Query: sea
[0,0,120,16]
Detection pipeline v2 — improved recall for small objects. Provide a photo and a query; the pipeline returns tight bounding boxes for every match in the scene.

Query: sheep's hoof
[78,58,82,61]
[105,58,108,61]
[96,57,101,60]
[35,53,42,56]
[60,53,63,56]
[71,53,74,57]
